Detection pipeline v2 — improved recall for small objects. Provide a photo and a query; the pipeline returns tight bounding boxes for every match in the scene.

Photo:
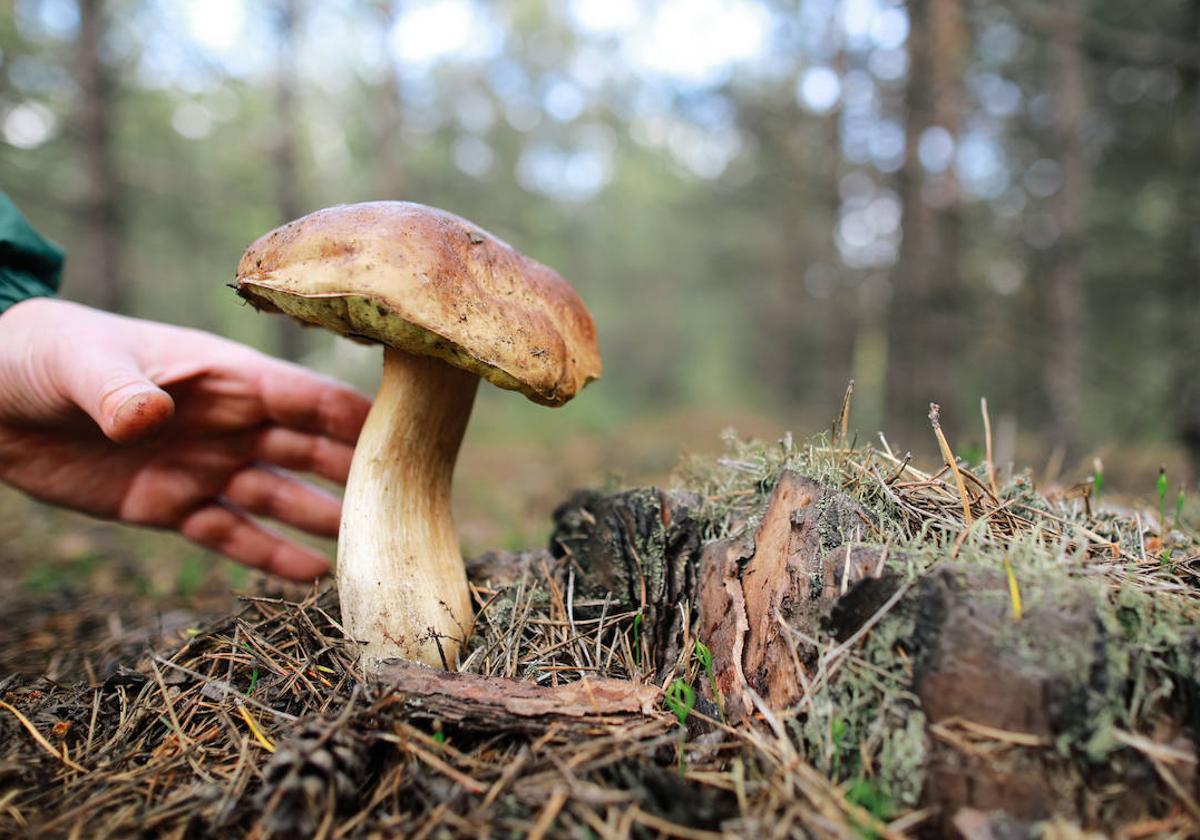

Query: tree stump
[536,473,1199,828]
[549,487,703,677]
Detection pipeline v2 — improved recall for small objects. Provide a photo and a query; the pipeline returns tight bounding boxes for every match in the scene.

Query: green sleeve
[0,192,63,314]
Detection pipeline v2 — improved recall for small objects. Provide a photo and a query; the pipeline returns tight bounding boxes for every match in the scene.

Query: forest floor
[2,400,1199,838]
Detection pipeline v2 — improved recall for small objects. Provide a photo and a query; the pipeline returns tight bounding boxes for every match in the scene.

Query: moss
[677,431,907,544]
[790,596,926,808]
[677,429,1200,818]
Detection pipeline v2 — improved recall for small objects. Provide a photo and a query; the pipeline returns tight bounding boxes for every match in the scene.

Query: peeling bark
[375,660,660,732]
[697,472,883,723]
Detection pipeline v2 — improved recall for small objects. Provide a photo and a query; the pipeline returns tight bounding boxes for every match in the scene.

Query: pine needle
[981,397,999,497]
[834,380,854,449]
[930,403,974,525]
[1002,555,1023,622]
[0,699,90,774]
[237,703,276,753]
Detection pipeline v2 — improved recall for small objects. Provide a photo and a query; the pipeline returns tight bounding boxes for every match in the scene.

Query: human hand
[0,298,371,580]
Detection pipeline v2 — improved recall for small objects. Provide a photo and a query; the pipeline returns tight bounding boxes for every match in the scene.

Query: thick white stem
[337,347,479,668]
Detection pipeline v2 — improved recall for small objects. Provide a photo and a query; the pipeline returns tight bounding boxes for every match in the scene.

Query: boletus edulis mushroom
[234,202,601,669]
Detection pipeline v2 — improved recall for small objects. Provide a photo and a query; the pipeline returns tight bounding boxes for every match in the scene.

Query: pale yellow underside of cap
[239,283,528,396]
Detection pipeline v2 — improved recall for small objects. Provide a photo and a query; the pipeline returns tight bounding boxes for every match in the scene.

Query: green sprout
[632,613,644,666]
[1157,466,1169,528]
[831,717,847,777]
[1092,458,1104,511]
[432,731,446,745]
[693,640,724,721]
[845,777,895,826]
[664,679,696,726]
[1176,484,1186,529]
[239,642,260,695]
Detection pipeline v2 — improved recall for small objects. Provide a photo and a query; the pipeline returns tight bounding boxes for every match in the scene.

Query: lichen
[790,597,926,811]
[677,429,1200,820]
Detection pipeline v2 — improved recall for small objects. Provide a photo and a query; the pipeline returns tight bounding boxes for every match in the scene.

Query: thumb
[61,352,176,444]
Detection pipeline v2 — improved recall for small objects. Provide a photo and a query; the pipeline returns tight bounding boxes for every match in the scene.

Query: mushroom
[234,202,601,668]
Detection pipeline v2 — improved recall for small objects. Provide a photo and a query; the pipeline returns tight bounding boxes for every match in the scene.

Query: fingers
[223,466,341,537]
[254,426,355,484]
[58,349,176,443]
[253,359,372,445]
[180,502,331,581]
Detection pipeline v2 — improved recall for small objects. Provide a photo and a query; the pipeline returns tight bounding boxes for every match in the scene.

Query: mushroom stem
[337,345,479,669]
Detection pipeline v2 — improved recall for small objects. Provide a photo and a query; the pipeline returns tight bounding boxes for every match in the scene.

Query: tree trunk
[272,0,306,360]
[1044,0,1088,454]
[886,0,968,437]
[375,0,407,199]
[1169,0,1200,473]
[73,0,124,313]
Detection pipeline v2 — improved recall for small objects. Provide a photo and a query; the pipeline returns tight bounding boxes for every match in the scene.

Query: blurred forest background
[1,0,1199,603]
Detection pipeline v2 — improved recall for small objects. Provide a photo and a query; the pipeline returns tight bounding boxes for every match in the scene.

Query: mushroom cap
[235,202,601,406]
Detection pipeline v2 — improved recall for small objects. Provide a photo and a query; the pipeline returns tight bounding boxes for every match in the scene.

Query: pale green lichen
[677,430,908,544]
[791,598,926,811]
[678,430,1200,814]
[465,428,1196,819]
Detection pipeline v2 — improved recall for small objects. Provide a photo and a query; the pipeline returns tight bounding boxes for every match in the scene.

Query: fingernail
[112,389,174,442]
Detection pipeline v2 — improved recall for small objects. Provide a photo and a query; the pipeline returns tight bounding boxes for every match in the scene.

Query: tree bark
[1044,0,1088,454]
[697,472,884,724]
[550,487,703,679]
[272,0,307,360]
[374,659,661,733]
[73,0,124,313]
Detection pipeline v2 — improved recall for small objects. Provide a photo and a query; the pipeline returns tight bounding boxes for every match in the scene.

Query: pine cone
[255,717,367,836]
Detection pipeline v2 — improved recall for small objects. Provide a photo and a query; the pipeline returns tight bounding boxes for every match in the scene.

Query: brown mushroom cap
[235,201,601,406]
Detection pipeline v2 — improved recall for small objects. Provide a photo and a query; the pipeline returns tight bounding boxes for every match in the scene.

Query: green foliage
[830,717,848,777]
[663,679,695,726]
[21,550,102,592]
[1157,466,1169,526]
[844,778,895,823]
[693,639,723,720]
[242,641,260,695]
[224,560,250,591]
